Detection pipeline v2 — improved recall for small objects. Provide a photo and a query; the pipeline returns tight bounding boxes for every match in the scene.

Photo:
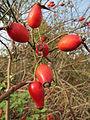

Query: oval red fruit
[39,36,46,42]
[36,64,53,87]
[42,36,46,42]
[36,42,49,57]
[28,81,44,109]
[60,2,64,6]
[47,1,55,8]
[76,79,79,84]
[47,115,54,120]
[50,115,54,119]
[21,116,25,120]
[88,21,90,27]
[27,3,42,28]
[0,109,3,118]
[0,109,3,114]
[78,16,85,21]
[47,116,50,120]
[58,34,82,51]
[85,21,90,27]
[6,22,29,43]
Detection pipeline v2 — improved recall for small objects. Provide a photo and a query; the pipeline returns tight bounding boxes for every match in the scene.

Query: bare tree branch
[0,79,32,103]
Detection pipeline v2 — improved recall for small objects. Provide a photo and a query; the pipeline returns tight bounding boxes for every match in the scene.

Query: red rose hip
[6,22,29,43]
[28,81,44,109]
[36,42,49,57]
[36,64,53,87]
[47,1,55,8]
[60,2,64,6]
[39,36,46,42]
[0,109,3,118]
[21,116,25,120]
[58,34,82,51]
[78,16,85,21]
[27,3,42,28]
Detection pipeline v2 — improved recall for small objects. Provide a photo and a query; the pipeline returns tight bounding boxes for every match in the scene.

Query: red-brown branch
[0,79,32,103]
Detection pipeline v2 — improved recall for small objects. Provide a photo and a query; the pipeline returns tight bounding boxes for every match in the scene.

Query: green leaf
[40,108,47,113]
[0,82,6,90]
[18,107,23,113]
[31,114,39,120]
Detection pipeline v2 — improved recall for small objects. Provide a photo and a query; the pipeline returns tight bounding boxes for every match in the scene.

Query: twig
[40,4,56,13]
[0,79,32,103]
[6,0,18,22]
[0,40,12,59]
[67,93,77,120]
[47,32,68,44]
[49,46,58,53]
[0,24,9,30]
[6,40,13,120]
[44,0,50,5]
[82,41,90,53]
[0,7,10,21]
[0,20,12,31]
[28,41,35,50]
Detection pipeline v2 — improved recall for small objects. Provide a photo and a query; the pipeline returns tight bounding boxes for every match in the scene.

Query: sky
[0,0,90,55]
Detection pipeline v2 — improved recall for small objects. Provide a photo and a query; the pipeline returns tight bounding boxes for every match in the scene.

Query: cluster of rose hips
[28,63,53,109]
[6,1,89,110]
